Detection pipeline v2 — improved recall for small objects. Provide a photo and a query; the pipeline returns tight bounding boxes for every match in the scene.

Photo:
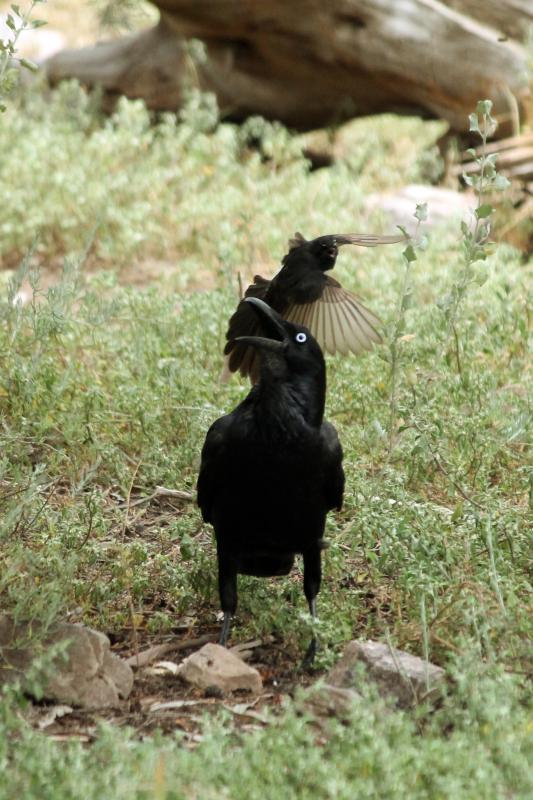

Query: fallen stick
[128,485,194,509]
[125,633,216,668]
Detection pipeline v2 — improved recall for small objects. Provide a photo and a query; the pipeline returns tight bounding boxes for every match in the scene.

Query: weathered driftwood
[45,0,531,133]
[452,132,533,184]
[444,0,533,41]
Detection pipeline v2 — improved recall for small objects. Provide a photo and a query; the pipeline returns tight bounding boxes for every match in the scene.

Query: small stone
[304,683,361,719]
[178,643,262,694]
[327,639,445,709]
[0,615,133,709]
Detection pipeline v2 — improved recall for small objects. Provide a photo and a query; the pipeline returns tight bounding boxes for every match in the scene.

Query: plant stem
[0,1,41,101]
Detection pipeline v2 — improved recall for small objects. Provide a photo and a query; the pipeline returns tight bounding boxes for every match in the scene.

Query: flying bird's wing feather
[288,231,405,253]
[335,233,406,247]
[284,277,382,356]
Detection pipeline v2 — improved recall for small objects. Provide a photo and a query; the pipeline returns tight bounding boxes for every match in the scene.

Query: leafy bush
[1,81,445,270]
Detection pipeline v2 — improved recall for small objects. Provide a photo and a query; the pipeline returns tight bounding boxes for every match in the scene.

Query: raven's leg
[302,547,322,666]
[217,548,238,647]
[219,611,232,647]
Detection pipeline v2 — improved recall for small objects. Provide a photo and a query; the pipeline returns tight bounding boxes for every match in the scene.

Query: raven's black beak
[234,297,287,354]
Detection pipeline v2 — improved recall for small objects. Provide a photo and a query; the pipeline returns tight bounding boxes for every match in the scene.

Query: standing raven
[222,230,405,381]
[198,297,344,659]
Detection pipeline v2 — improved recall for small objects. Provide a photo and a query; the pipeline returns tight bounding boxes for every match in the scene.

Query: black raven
[198,297,344,659]
[222,230,405,381]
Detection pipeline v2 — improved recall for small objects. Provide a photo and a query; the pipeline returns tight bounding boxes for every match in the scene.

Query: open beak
[234,297,287,354]
[334,233,407,247]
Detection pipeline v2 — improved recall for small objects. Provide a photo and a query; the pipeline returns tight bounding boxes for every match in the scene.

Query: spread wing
[284,276,382,356]
[221,275,271,383]
[221,272,382,381]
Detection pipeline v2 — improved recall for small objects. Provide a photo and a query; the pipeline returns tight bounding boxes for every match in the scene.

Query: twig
[120,460,142,538]
[127,592,140,666]
[155,486,194,500]
[229,639,264,660]
[427,584,469,628]
[230,639,263,654]
[412,421,484,510]
[451,323,462,377]
[430,632,460,653]
[125,633,217,668]
[0,481,33,507]
[16,480,59,540]
[75,497,97,550]
[429,449,484,511]
[127,485,194,509]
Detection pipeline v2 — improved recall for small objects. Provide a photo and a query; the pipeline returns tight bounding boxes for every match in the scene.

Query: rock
[178,643,262,694]
[0,615,133,709]
[366,185,474,230]
[327,639,445,709]
[304,683,361,720]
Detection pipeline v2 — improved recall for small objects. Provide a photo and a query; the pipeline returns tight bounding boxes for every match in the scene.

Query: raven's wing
[197,415,232,524]
[221,275,271,383]
[320,420,344,511]
[284,276,382,356]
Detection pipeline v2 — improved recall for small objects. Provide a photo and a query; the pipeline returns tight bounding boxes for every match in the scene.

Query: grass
[0,80,531,798]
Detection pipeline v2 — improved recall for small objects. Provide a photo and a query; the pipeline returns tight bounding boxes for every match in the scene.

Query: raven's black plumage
[198,297,344,657]
[222,230,405,381]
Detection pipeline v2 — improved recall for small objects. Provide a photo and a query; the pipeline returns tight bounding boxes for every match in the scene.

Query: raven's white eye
[295,332,307,344]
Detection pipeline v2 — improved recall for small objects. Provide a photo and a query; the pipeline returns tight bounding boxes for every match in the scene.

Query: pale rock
[366,184,474,230]
[327,639,445,709]
[0,615,133,709]
[178,643,262,694]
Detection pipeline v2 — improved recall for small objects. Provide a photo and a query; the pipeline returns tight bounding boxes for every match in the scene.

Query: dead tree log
[45,0,531,133]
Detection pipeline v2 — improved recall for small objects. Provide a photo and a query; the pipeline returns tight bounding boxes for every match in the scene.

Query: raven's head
[234,297,326,423]
[284,230,407,272]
